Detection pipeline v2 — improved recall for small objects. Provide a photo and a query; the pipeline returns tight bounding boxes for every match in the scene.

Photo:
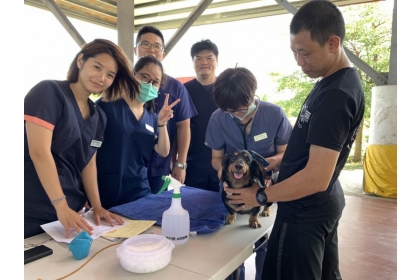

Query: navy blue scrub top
[147,75,197,177]
[24,80,106,222]
[96,98,157,209]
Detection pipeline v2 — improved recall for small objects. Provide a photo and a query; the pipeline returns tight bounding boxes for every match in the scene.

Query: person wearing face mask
[95,56,180,209]
[225,2,365,279]
[205,67,292,280]
[134,26,197,194]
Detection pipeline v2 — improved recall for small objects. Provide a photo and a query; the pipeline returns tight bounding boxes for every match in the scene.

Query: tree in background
[270,2,392,162]
[343,2,391,161]
[269,71,314,121]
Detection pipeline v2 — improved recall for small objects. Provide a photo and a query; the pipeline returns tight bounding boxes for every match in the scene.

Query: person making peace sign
[96,55,180,209]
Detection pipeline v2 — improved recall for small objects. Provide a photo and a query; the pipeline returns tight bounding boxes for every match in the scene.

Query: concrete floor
[243,170,397,280]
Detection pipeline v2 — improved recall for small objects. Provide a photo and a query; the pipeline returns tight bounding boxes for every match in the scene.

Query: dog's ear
[221,153,232,182]
[222,153,232,168]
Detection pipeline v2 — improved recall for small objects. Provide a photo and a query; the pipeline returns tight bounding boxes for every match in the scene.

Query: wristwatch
[256,188,268,206]
[174,161,188,170]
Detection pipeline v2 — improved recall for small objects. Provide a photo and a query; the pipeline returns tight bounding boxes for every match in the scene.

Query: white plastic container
[161,176,190,245]
[116,234,175,273]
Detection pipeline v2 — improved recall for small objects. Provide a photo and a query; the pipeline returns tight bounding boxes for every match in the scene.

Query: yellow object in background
[363,144,397,198]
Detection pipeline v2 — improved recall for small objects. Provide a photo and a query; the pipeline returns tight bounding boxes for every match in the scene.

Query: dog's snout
[235,160,244,170]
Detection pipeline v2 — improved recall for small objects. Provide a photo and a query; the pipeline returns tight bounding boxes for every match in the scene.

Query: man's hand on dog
[223,182,260,210]
[265,156,281,173]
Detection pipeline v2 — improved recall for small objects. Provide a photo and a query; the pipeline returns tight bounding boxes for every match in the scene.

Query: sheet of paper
[40,211,126,243]
[101,220,156,239]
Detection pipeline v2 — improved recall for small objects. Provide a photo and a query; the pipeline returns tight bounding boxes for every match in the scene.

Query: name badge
[90,140,102,148]
[145,124,154,133]
[254,133,267,142]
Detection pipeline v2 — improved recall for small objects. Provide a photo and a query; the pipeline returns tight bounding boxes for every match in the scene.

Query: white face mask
[230,104,257,121]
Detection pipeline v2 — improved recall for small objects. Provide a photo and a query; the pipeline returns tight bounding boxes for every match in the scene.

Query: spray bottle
[160,176,190,245]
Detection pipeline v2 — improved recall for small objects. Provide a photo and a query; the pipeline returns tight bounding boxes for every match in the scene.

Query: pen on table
[81,208,93,217]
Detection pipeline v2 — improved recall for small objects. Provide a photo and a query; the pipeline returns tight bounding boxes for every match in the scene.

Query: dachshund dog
[221,150,272,228]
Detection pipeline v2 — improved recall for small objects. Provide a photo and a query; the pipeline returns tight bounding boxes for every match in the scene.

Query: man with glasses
[183,39,220,192]
[134,26,197,194]
[205,67,292,280]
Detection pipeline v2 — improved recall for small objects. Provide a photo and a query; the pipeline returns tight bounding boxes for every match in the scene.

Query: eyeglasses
[135,72,162,90]
[224,107,250,114]
[137,41,164,52]
[223,97,260,114]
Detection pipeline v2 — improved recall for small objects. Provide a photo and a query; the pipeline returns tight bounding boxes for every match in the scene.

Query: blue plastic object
[248,150,273,177]
[68,231,93,260]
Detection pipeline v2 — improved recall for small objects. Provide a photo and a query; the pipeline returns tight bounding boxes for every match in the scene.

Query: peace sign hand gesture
[158,94,180,125]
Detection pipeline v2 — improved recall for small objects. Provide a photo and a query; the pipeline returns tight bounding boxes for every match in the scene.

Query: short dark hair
[290,0,345,46]
[190,39,219,59]
[133,56,166,113]
[67,38,140,101]
[135,25,165,47]
[213,67,257,111]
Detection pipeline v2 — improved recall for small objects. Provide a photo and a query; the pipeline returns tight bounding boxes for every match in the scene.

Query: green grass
[343,161,363,171]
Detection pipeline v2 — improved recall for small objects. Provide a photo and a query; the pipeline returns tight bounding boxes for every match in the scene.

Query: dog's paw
[261,206,271,217]
[249,221,262,228]
[249,216,262,228]
[261,209,271,217]
[225,218,235,225]
[225,213,236,225]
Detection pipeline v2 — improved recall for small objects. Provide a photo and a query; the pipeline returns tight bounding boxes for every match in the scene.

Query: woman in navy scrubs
[24,39,134,238]
[96,56,180,209]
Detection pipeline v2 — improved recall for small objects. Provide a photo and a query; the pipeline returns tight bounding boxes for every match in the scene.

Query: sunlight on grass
[343,161,363,171]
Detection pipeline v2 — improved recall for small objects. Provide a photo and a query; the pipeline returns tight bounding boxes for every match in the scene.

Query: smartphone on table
[24,245,53,264]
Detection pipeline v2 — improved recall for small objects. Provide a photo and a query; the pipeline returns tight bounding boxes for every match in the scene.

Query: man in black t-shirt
[184,39,220,192]
[224,1,365,279]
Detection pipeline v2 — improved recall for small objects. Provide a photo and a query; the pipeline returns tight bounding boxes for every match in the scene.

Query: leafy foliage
[343,3,392,121]
[270,71,315,118]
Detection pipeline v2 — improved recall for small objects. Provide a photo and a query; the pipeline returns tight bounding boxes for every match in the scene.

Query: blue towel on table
[108,186,228,234]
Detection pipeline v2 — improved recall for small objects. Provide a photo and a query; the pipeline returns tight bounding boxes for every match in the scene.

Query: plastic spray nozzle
[158,176,184,197]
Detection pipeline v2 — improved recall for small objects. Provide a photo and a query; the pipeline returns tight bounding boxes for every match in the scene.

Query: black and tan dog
[221,150,272,228]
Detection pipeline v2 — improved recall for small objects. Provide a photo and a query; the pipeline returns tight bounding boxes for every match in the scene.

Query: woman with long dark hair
[24,39,136,238]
